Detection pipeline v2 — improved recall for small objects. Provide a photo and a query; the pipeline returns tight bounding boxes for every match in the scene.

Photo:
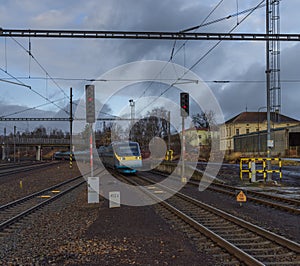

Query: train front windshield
[114,143,140,156]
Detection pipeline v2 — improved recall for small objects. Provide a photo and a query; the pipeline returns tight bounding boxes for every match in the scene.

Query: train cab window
[115,143,140,156]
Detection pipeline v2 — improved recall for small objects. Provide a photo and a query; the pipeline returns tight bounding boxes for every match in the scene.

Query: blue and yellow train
[99,141,142,173]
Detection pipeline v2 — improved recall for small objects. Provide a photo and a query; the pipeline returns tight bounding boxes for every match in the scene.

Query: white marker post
[109,191,120,208]
[88,176,99,203]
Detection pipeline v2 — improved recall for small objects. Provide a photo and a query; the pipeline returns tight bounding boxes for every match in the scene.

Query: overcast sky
[1,0,300,133]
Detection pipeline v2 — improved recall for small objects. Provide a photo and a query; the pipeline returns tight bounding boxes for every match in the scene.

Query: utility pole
[69,87,73,168]
[167,111,171,152]
[266,0,272,181]
[4,127,6,160]
[180,93,189,183]
[13,126,16,163]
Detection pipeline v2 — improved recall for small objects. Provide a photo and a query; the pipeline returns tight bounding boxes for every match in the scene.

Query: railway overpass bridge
[1,137,86,161]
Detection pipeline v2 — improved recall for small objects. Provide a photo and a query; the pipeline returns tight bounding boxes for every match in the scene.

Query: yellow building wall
[220,121,298,151]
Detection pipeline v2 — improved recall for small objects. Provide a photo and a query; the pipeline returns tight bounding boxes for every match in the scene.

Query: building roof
[225,112,299,124]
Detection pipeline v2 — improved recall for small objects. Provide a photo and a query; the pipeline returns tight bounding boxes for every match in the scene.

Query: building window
[236,128,239,135]
[246,128,250,134]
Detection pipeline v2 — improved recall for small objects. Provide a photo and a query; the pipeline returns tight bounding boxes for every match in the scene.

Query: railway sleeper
[252,256,297,264]
[266,260,300,265]
[252,252,296,258]
[225,236,261,242]
[207,227,246,234]
[206,224,239,230]
[243,246,283,254]
[193,219,233,227]
[235,241,271,247]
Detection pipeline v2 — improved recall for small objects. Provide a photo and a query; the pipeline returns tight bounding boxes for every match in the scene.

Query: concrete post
[2,144,5,160]
[36,145,41,161]
[251,161,256,183]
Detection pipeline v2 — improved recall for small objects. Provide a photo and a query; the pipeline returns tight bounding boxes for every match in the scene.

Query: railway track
[152,168,300,214]
[192,180,300,215]
[0,161,37,169]
[118,172,300,265]
[0,175,85,233]
[0,161,61,177]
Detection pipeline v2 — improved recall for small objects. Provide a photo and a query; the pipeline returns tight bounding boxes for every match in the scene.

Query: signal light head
[180,92,189,117]
[85,85,95,123]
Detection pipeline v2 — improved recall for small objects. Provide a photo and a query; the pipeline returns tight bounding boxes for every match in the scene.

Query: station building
[220,111,300,157]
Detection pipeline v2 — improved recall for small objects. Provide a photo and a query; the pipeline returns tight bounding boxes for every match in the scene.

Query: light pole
[129,99,135,141]
[129,99,135,121]
[13,126,16,163]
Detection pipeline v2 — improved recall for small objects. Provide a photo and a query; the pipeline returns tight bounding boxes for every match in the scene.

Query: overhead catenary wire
[9,36,69,99]
[134,0,267,113]
[0,67,69,115]
[180,1,266,33]
[3,76,300,84]
[130,0,224,108]
[135,0,266,114]
[0,97,66,118]
[188,0,265,74]
[136,0,225,102]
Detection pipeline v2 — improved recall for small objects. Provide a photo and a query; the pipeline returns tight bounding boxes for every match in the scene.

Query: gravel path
[0,188,215,265]
[0,162,215,265]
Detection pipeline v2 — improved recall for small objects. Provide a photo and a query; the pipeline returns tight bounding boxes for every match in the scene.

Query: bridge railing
[2,137,85,145]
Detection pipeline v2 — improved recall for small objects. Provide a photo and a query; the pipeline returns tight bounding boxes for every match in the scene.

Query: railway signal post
[86,84,96,177]
[86,85,99,204]
[180,92,189,183]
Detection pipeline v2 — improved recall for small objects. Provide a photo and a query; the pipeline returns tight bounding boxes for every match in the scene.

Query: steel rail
[0,167,104,231]
[0,174,84,211]
[188,178,300,214]
[156,194,265,266]
[185,165,300,214]
[0,161,60,177]
[0,179,85,230]
[138,174,300,253]
[115,173,265,266]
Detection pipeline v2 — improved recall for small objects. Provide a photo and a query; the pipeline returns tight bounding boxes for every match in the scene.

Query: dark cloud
[0,0,300,131]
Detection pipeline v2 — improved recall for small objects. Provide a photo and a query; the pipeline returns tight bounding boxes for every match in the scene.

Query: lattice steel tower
[269,0,281,113]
